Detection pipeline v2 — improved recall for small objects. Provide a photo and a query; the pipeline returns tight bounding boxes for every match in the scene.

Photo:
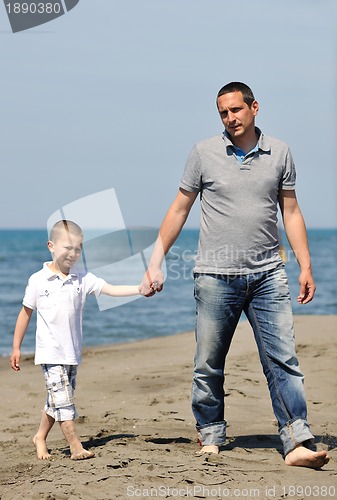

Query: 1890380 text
[5,3,62,14]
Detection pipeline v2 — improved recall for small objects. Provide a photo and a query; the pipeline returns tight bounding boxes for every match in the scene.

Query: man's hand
[139,268,164,297]
[297,269,316,304]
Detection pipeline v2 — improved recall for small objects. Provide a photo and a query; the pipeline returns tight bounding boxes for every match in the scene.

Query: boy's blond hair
[49,220,83,242]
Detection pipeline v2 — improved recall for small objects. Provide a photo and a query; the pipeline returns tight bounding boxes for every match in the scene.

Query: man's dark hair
[217,82,255,107]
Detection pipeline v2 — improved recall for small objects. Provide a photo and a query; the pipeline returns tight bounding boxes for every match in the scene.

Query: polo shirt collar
[42,262,78,280]
[223,127,271,153]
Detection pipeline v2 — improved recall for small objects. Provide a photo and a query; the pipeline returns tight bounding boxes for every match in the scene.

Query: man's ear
[251,100,259,116]
[47,240,54,252]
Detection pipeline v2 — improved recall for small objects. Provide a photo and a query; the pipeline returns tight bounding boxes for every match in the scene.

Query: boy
[10,220,141,461]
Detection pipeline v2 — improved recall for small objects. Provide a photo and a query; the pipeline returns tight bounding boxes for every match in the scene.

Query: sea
[1,228,336,357]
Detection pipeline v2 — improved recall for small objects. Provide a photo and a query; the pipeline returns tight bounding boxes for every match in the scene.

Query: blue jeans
[192,266,314,456]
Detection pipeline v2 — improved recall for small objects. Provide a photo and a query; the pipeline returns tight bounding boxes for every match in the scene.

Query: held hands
[139,268,164,297]
[297,269,316,304]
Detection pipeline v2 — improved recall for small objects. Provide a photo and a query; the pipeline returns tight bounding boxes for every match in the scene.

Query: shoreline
[2,313,336,361]
[1,315,336,499]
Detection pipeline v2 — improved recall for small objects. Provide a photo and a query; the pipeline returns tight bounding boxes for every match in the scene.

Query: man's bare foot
[70,448,95,460]
[33,435,51,460]
[285,445,330,469]
[195,445,219,456]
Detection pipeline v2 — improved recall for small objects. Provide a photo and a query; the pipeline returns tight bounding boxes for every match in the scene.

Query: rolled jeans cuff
[197,421,227,446]
[280,418,314,456]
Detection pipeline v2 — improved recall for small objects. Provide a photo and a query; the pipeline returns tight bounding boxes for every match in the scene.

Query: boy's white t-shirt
[23,262,106,365]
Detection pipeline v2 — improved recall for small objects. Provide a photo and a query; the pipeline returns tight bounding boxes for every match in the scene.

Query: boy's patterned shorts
[42,364,78,421]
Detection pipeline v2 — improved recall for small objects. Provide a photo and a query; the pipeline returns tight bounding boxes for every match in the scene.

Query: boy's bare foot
[59,420,94,460]
[33,435,51,460]
[285,445,330,468]
[70,448,95,460]
[195,445,219,456]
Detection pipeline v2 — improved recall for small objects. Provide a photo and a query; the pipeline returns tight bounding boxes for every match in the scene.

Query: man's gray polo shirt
[180,129,296,275]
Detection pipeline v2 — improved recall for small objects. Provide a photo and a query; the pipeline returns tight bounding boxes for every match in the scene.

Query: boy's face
[47,230,83,272]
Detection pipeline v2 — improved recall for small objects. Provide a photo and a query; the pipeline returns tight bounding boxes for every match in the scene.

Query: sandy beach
[1,315,336,500]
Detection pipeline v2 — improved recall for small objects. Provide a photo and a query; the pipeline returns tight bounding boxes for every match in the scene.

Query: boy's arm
[10,305,33,371]
[100,283,141,297]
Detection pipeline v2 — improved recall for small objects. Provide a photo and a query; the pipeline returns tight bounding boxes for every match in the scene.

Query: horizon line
[0,226,337,231]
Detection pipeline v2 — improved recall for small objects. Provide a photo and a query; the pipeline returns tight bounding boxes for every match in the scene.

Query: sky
[1,0,336,229]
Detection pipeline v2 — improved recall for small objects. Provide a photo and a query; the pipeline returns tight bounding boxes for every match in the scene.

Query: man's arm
[140,188,198,296]
[10,305,33,371]
[279,189,316,304]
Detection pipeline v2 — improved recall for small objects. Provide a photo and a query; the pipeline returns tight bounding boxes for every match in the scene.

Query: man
[140,82,329,468]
